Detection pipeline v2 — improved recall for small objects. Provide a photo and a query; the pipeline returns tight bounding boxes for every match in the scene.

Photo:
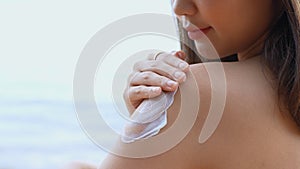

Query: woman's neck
[238,30,268,61]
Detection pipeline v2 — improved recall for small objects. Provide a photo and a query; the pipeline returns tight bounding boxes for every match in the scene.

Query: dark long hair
[177,0,300,128]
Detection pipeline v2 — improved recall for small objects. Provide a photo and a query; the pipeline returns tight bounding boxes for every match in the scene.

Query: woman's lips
[187,27,211,40]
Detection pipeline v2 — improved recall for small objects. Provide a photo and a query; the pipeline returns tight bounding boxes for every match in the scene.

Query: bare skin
[99,56,300,169]
[67,0,300,167]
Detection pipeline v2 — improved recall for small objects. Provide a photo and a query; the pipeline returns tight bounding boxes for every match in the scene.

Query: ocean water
[0,82,109,169]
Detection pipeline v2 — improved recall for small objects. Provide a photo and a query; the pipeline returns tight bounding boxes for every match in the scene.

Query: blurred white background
[0,0,179,168]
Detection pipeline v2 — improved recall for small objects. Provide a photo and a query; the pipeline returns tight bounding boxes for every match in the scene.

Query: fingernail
[179,62,188,70]
[167,80,177,87]
[174,71,185,80]
[151,87,160,93]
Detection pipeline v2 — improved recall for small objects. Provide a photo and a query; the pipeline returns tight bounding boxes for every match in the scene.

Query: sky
[0,0,178,99]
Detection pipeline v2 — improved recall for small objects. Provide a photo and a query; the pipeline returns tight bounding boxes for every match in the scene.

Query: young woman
[72,0,300,168]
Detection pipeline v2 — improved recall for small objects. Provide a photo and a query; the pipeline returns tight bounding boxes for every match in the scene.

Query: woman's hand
[123,51,190,114]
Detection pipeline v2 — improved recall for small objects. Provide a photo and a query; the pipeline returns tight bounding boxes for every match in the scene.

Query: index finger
[156,52,190,72]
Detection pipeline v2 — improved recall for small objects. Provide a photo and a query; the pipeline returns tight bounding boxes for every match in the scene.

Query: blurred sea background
[0,1,178,168]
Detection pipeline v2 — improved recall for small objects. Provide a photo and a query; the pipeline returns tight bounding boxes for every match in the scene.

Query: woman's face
[172,0,280,59]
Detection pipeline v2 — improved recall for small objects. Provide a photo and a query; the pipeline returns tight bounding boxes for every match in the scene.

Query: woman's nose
[172,0,197,16]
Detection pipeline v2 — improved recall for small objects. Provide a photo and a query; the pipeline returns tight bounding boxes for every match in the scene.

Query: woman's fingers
[125,85,162,109]
[173,50,187,60]
[135,51,189,83]
[161,53,189,72]
[124,71,179,113]
[130,71,179,91]
[133,60,187,83]
[124,50,188,113]
[152,51,189,71]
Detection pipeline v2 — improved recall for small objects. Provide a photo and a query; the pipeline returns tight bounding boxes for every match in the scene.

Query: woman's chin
[194,41,220,59]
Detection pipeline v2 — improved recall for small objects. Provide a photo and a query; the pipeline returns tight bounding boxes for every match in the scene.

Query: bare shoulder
[99,59,300,169]
[188,59,300,168]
